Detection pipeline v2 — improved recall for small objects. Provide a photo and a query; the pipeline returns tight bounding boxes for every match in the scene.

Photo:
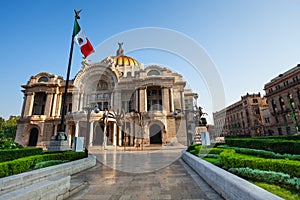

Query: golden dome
[114,55,139,66]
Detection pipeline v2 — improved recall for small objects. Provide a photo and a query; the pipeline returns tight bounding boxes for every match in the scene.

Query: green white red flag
[73,19,94,58]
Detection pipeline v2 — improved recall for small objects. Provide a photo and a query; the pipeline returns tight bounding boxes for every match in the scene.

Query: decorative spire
[116,42,124,56]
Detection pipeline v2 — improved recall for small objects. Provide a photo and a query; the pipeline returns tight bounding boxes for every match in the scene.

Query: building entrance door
[150,124,162,144]
[28,128,39,146]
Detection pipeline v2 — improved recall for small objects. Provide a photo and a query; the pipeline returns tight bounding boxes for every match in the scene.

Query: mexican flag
[73,19,94,58]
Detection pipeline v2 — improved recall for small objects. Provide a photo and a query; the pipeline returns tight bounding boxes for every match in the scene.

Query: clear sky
[1,0,300,124]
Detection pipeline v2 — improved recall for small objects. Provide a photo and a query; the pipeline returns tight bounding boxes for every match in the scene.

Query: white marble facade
[16,44,198,149]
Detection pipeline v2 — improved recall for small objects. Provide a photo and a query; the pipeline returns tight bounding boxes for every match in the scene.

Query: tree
[0,116,20,140]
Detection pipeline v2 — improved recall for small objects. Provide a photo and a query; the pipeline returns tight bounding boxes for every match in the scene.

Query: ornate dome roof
[100,42,139,67]
[114,55,138,66]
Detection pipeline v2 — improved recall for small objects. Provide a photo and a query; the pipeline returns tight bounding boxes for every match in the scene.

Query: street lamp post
[83,105,100,152]
[133,110,144,150]
[99,108,125,149]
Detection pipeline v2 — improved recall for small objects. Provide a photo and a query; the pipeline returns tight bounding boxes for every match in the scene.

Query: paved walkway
[68,145,223,200]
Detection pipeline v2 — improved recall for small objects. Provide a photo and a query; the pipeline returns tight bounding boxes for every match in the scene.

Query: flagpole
[57,10,79,139]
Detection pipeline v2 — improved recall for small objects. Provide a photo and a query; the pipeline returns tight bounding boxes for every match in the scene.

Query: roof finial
[116,42,124,56]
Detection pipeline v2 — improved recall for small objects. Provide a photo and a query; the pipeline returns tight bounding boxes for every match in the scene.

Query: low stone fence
[0,155,96,200]
[181,151,283,200]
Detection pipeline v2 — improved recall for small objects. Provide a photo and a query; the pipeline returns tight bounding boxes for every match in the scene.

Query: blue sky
[1,0,300,124]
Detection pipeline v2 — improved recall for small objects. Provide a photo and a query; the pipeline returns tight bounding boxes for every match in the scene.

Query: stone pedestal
[47,132,70,151]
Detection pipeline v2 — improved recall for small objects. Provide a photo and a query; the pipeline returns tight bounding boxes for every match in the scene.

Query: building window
[265,117,270,123]
[32,92,46,115]
[293,76,299,83]
[272,99,277,113]
[38,76,49,82]
[147,70,160,76]
[283,80,289,86]
[275,85,281,90]
[147,86,162,111]
[97,81,108,90]
[268,88,273,93]
[279,97,286,111]
[288,93,296,109]
[253,99,258,103]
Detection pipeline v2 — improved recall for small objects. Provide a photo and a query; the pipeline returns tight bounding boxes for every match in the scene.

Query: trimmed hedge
[225,138,300,154]
[0,148,43,162]
[254,135,300,140]
[220,146,300,161]
[0,151,86,178]
[220,150,300,178]
[229,167,300,192]
[188,145,225,156]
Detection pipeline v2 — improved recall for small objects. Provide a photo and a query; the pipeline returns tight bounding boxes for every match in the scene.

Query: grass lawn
[251,181,300,200]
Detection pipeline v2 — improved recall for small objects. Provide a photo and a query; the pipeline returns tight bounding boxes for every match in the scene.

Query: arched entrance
[149,124,162,144]
[28,128,39,146]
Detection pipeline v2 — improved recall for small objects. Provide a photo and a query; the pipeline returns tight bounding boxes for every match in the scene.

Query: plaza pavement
[68,144,223,200]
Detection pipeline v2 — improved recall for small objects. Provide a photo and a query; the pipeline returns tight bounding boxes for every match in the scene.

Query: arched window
[38,76,49,82]
[147,70,160,76]
[279,97,285,111]
[271,99,277,113]
[97,81,108,90]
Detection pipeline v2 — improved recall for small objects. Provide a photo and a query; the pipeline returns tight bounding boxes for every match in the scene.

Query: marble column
[89,121,94,147]
[113,123,117,146]
[118,127,122,146]
[79,93,83,111]
[23,92,35,117]
[162,87,170,113]
[56,93,62,117]
[130,121,134,146]
[51,93,58,117]
[21,96,26,118]
[170,88,174,112]
[139,87,147,112]
[44,92,53,117]
[75,121,79,137]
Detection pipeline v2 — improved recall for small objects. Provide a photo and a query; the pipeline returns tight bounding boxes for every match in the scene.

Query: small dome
[114,55,139,66]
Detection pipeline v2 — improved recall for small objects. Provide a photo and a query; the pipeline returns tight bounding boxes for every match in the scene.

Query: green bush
[208,148,225,155]
[220,150,300,178]
[0,151,86,178]
[188,144,202,155]
[257,135,300,140]
[0,140,23,150]
[220,146,300,161]
[199,154,220,158]
[225,138,300,154]
[229,167,300,192]
[0,148,43,162]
